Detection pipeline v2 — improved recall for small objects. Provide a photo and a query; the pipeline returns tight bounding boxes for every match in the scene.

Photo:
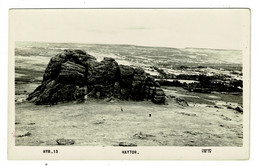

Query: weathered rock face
[86,57,119,98]
[57,61,86,85]
[152,88,166,104]
[27,49,166,105]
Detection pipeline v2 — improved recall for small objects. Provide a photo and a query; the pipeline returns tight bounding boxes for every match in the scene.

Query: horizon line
[15,41,242,51]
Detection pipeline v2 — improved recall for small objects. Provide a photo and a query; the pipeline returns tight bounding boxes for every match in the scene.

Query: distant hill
[15,41,242,66]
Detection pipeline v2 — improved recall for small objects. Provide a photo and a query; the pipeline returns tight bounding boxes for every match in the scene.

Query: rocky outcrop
[27,49,166,105]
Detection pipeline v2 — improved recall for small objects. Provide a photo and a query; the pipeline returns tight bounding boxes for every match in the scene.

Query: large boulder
[27,49,166,105]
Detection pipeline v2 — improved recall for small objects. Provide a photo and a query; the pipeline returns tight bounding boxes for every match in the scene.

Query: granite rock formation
[27,49,166,105]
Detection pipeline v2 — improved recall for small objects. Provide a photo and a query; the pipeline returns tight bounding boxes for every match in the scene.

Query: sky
[10,9,250,50]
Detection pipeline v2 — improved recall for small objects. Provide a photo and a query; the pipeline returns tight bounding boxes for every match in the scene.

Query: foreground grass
[15,99,243,146]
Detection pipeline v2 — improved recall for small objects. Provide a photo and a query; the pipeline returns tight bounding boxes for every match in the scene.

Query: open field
[15,100,242,146]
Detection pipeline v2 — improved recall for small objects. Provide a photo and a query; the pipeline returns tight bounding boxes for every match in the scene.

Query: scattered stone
[236,133,243,139]
[133,131,155,140]
[223,117,232,121]
[15,95,27,103]
[118,142,137,147]
[214,105,221,108]
[17,132,31,137]
[225,103,243,113]
[235,106,243,113]
[56,138,75,145]
[175,97,189,107]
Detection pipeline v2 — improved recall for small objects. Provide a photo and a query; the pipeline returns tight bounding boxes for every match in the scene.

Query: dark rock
[118,142,137,147]
[113,82,121,98]
[103,57,115,62]
[86,57,118,98]
[62,49,96,66]
[235,106,243,113]
[74,49,86,55]
[144,76,157,100]
[56,138,75,145]
[42,57,64,82]
[27,49,166,105]
[27,80,53,101]
[118,65,134,87]
[152,88,166,104]
[226,103,243,113]
[134,67,145,75]
[57,61,86,85]
[35,84,86,105]
[17,132,31,137]
[131,67,147,100]
[223,117,232,121]
[155,81,160,87]
[184,131,201,135]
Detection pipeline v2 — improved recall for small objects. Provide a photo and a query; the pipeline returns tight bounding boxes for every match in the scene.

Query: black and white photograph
[8,9,250,160]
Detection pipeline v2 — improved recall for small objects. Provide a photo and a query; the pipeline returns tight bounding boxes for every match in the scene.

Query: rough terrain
[14,42,243,146]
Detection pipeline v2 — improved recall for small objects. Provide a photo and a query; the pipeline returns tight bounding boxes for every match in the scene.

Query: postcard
[8,9,250,160]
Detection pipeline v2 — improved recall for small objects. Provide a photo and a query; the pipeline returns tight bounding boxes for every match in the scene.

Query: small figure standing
[149,113,151,117]
[121,107,124,112]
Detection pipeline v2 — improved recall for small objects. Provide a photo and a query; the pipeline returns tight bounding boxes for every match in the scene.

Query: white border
[1,0,260,166]
[7,8,250,161]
